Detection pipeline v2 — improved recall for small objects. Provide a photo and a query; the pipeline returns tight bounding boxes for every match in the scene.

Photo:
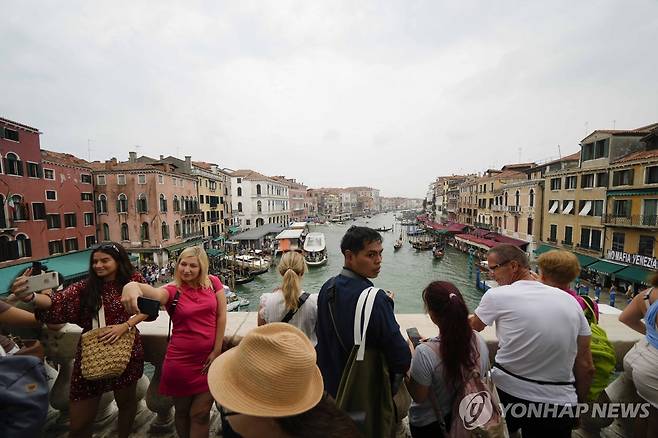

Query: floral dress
[35,272,145,401]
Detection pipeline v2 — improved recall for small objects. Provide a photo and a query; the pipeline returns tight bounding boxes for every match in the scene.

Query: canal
[232,212,483,313]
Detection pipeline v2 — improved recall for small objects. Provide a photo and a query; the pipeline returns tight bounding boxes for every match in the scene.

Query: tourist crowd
[1,226,657,437]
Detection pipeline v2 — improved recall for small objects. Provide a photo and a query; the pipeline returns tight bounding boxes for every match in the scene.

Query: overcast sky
[2,1,657,197]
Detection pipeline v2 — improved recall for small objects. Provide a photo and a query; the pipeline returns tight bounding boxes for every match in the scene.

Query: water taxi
[303,232,328,266]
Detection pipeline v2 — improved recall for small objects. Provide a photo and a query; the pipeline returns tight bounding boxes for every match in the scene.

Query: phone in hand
[406,327,422,348]
[137,296,161,321]
[21,271,60,297]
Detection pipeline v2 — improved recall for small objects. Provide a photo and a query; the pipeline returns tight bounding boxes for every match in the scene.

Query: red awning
[447,223,468,232]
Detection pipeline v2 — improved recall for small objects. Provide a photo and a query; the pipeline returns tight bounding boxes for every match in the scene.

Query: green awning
[574,253,598,268]
[586,260,626,275]
[615,265,654,285]
[534,244,558,256]
[433,229,451,235]
[607,188,658,197]
[129,255,139,262]
[206,249,224,257]
[164,239,204,252]
[0,249,93,296]
[212,237,225,242]
[229,226,241,234]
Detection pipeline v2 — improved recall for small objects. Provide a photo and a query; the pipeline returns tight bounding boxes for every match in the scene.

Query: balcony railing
[492,205,505,212]
[603,214,658,227]
[508,205,521,214]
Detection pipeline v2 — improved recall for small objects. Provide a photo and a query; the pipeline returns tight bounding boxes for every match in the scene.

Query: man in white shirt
[470,245,594,438]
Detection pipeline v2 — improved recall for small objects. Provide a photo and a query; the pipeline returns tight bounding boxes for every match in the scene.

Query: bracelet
[26,292,37,303]
[125,321,133,331]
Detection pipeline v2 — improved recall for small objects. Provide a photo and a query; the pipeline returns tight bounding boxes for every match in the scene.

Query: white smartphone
[20,271,60,297]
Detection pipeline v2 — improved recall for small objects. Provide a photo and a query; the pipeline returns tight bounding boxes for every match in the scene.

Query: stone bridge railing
[33,312,643,435]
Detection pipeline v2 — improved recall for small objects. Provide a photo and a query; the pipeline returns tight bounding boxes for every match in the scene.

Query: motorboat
[303,232,328,266]
[433,246,445,260]
[375,226,392,232]
[225,289,250,311]
[229,254,270,275]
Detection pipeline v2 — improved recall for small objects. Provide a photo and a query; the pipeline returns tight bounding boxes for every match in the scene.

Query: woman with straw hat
[258,251,318,344]
[208,323,361,438]
[122,246,227,438]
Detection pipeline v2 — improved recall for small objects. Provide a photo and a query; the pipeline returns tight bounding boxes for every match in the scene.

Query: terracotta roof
[192,161,214,170]
[540,151,581,167]
[231,169,279,182]
[612,149,658,164]
[41,149,91,168]
[88,161,160,172]
[0,117,40,133]
[581,123,658,142]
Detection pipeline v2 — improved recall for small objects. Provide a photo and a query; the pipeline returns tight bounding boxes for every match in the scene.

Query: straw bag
[81,305,135,381]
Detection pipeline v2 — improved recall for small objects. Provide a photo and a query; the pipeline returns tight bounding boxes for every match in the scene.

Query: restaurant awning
[206,248,224,257]
[534,244,557,256]
[587,260,626,275]
[615,265,654,285]
[575,253,598,268]
[0,249,93,296]
[164,238,204,252]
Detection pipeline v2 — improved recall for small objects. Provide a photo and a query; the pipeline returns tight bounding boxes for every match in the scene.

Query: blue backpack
[0,354,49,437]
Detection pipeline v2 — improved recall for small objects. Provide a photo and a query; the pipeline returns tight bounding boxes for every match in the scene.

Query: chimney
[185,155,192,172]
[160,155,164,160]
[129,151,137,163]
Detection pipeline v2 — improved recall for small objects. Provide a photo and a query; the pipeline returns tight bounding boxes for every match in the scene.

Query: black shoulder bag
[281,292,311,323]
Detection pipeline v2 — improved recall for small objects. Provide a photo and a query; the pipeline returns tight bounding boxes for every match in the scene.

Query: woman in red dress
[122,246,227,438]
[10,242,148,438]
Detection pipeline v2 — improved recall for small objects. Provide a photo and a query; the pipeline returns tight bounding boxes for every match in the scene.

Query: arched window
[161,221,170,240]
[529,189,535,207]
[117,194,128,213]
[515,190,520,206]
[11,195,27,221]
[237,187,242,197]
[160,194,167,212]
[16,234,30,258]
[193,197,198,213]
[121,223,129,241]
[257,200,262,213]
[140,222,149,240]
[173,195,180,212]
[0,235,10,262]
[137,194,148,213]
[256,218,264,227]
[6,153,23,176]
[97,194,107,214]
[102,223,110,241]
[256,184,261,195]
[504,192,508,206]
[174,220,181,237]
[0,194,7,229]
[237,202,242,212]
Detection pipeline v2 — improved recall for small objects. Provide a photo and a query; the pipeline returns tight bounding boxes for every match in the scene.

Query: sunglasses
[95,243,120,254]
[489,260,511,271]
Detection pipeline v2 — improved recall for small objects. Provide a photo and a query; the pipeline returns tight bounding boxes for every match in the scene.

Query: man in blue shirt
[316,226,411,397]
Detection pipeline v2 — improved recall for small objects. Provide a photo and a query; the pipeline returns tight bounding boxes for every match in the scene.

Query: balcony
[508,205,521,214]
[603,214,658,228]
[492,205,505,212]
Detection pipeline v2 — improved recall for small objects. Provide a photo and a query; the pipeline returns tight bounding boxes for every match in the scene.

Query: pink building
[91,152,202,266]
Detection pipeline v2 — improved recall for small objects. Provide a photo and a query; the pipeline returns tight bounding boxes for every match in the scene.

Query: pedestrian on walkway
[609,285,617,307]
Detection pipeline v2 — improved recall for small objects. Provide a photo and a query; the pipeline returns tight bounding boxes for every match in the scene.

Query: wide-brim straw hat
[208,322,323,417]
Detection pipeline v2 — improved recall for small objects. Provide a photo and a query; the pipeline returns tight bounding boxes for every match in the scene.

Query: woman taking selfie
[121,246,227,438]
[9,242,147,438]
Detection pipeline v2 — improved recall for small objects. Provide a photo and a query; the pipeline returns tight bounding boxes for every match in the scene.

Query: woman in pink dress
[122,246,227,438]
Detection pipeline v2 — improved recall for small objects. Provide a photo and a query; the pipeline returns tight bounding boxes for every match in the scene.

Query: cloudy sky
[2,1,657,197]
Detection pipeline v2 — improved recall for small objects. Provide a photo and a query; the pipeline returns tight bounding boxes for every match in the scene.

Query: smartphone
[137,296,161,321]
[21,271,60,297]
[406,327,422,348]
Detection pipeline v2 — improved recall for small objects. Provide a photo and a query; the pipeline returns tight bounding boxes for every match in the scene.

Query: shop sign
[606,250,657,269]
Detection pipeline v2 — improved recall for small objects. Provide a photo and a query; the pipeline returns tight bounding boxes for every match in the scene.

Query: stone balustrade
[34,311,642,436]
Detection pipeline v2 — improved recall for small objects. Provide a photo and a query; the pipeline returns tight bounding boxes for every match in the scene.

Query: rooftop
[41,149,92,168]
[0,116,40,133]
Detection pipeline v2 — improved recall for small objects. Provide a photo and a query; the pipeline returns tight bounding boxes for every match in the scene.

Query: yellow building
[603,145,658,287]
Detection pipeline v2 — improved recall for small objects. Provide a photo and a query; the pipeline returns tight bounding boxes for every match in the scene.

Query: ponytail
[277,252,307,311]
[422,281,476,388]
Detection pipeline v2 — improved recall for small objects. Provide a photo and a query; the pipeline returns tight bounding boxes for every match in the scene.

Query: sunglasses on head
[96,243,120,253]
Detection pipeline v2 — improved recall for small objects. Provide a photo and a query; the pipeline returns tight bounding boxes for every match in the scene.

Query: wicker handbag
[81,305,135,381]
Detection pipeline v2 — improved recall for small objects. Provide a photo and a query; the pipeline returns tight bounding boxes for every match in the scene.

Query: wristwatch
[125,321,134,332]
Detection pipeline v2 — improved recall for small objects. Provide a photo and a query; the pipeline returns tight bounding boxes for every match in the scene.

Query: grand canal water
[232,212,483,313]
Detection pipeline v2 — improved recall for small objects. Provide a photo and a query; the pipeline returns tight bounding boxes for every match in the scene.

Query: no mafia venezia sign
[606,250,658,270]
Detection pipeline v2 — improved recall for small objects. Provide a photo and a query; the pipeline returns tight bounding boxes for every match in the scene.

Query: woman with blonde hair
[121,246,227,438]
[258,251,318,345]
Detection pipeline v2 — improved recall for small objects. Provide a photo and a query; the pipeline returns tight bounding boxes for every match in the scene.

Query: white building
[230,170,290,230]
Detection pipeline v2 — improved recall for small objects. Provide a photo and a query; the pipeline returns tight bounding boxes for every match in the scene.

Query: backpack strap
[281,292,310,323]
[581,295,598,324]
[327,277,349,354]
[493,362,575,386]
[422,340,450,435]
[353,287,378,361]
[167,290,181,342]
